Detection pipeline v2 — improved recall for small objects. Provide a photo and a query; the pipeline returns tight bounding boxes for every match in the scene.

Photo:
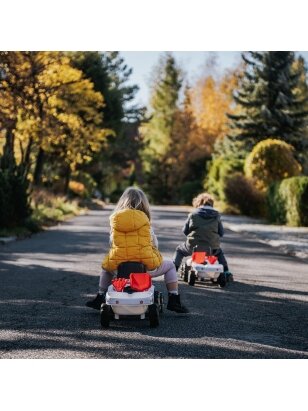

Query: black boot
[86,293,106,310]
[167,293,189,313]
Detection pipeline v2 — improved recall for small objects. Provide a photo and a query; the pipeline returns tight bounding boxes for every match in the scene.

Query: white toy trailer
[100,262,163,328]
[180,251,226,287]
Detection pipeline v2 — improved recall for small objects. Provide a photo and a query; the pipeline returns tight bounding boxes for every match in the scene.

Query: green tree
[70,51,145,197]
[142,53,182,159]
[228,52,308,155]
[140,53,183,203]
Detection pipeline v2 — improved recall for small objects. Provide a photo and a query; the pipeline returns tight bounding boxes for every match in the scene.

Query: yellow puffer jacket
[102,209,163,272]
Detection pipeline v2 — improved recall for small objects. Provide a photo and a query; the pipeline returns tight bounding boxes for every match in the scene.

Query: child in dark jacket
[173,192,233,280]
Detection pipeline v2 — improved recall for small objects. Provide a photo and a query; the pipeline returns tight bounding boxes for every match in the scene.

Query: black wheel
[217,273,226,288]
[188,270,196,286]
[100,303,111,328]
[183,264,189,282]
[179,264,184,279]
[149,304,159,328]
[159,293,164,314]
[154,291,163,314]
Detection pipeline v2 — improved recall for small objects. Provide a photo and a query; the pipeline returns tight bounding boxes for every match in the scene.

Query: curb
[0,236,17,245]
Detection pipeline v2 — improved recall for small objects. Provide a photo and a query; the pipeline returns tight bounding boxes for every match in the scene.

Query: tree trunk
[63,164,71,195]
[23,137,33,178]
[33,147,45,186]
[1,125,16,169]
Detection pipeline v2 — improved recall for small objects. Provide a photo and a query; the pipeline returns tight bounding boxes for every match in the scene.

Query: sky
[120,51,308,107]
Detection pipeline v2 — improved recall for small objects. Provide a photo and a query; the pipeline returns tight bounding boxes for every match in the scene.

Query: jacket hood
[193,205,219,219]
[110,209,149,232]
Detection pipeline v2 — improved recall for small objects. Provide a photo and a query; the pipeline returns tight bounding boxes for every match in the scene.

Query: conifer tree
[228,52,308,154]
[142,53,182,159]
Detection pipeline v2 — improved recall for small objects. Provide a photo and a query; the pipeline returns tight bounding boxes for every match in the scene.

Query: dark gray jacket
[183,206,224,250]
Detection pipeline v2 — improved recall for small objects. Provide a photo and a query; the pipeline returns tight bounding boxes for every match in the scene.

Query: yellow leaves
[69,180,86,196]
[190,73,237,142]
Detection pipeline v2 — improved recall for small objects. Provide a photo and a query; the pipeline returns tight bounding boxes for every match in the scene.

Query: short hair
[192,192,214,208]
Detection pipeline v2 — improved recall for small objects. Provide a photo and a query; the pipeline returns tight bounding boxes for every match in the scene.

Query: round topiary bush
[244,139,301,191]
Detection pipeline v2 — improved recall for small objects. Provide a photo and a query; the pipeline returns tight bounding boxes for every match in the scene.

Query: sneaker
[225,271,234,282]
[86,293,106,310]
[167,293,189,313]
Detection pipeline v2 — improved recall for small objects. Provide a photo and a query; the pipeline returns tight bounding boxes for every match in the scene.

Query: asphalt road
[0,206,307,358]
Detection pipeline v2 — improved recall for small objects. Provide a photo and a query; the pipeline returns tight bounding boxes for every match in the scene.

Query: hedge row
[267,176,308,226]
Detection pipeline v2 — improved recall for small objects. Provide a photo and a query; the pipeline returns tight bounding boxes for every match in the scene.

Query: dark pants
[173,242,229,271]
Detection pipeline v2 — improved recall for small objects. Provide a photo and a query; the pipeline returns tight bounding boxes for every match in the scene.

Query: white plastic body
[186,258,223,280]
[105,285,155,316]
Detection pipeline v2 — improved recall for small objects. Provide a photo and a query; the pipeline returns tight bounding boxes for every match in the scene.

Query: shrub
[70,171,97,198]
[0,163,31,228]
[69,180,86,197]
[179,181,203,205]
[205,157,244,202]
[267,176,308,226]
[224,173,266,217]
[245,139,301,191]
[30,189,80,227]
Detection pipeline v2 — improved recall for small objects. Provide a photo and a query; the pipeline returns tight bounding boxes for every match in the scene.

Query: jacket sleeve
[183,215,191,236]
[218,216,224,237]
[150,228,159,248]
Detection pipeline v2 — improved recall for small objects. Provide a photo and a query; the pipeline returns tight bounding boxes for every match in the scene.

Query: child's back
[185,205,223,250]
[102,208,162,271]
[173,193,232,279]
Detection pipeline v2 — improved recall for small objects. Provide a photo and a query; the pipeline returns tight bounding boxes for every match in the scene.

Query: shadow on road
[0,254,307,358]
[1,209,307,359]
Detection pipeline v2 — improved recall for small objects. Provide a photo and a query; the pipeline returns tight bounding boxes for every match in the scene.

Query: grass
[30,190,83,228]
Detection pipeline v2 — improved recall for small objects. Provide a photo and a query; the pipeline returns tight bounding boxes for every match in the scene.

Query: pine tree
[142,53,182,159]
[228,52,308,154]
[140,53,182,203]
[71,51,144,131]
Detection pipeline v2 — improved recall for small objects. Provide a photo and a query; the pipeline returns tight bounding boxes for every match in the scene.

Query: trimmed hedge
[245,139,301,191]
[267,176,308,226]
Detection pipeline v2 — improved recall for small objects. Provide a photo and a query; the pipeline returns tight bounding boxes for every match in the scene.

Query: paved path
[223,214,308,260]
[0,206,307,358]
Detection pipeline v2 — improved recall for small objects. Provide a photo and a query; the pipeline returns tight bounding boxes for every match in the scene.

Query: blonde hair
[192,192,214,208]
[113,187,151,220]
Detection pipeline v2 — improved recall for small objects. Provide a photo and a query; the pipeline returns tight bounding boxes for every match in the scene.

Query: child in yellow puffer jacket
[86,187,188,313]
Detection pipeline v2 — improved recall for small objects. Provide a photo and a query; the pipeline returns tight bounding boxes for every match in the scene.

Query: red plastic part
[192,252,218,265]
[206,255,218,264]
[112,278,129,292]
[130,273,152,292]
[192,251,207,264]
